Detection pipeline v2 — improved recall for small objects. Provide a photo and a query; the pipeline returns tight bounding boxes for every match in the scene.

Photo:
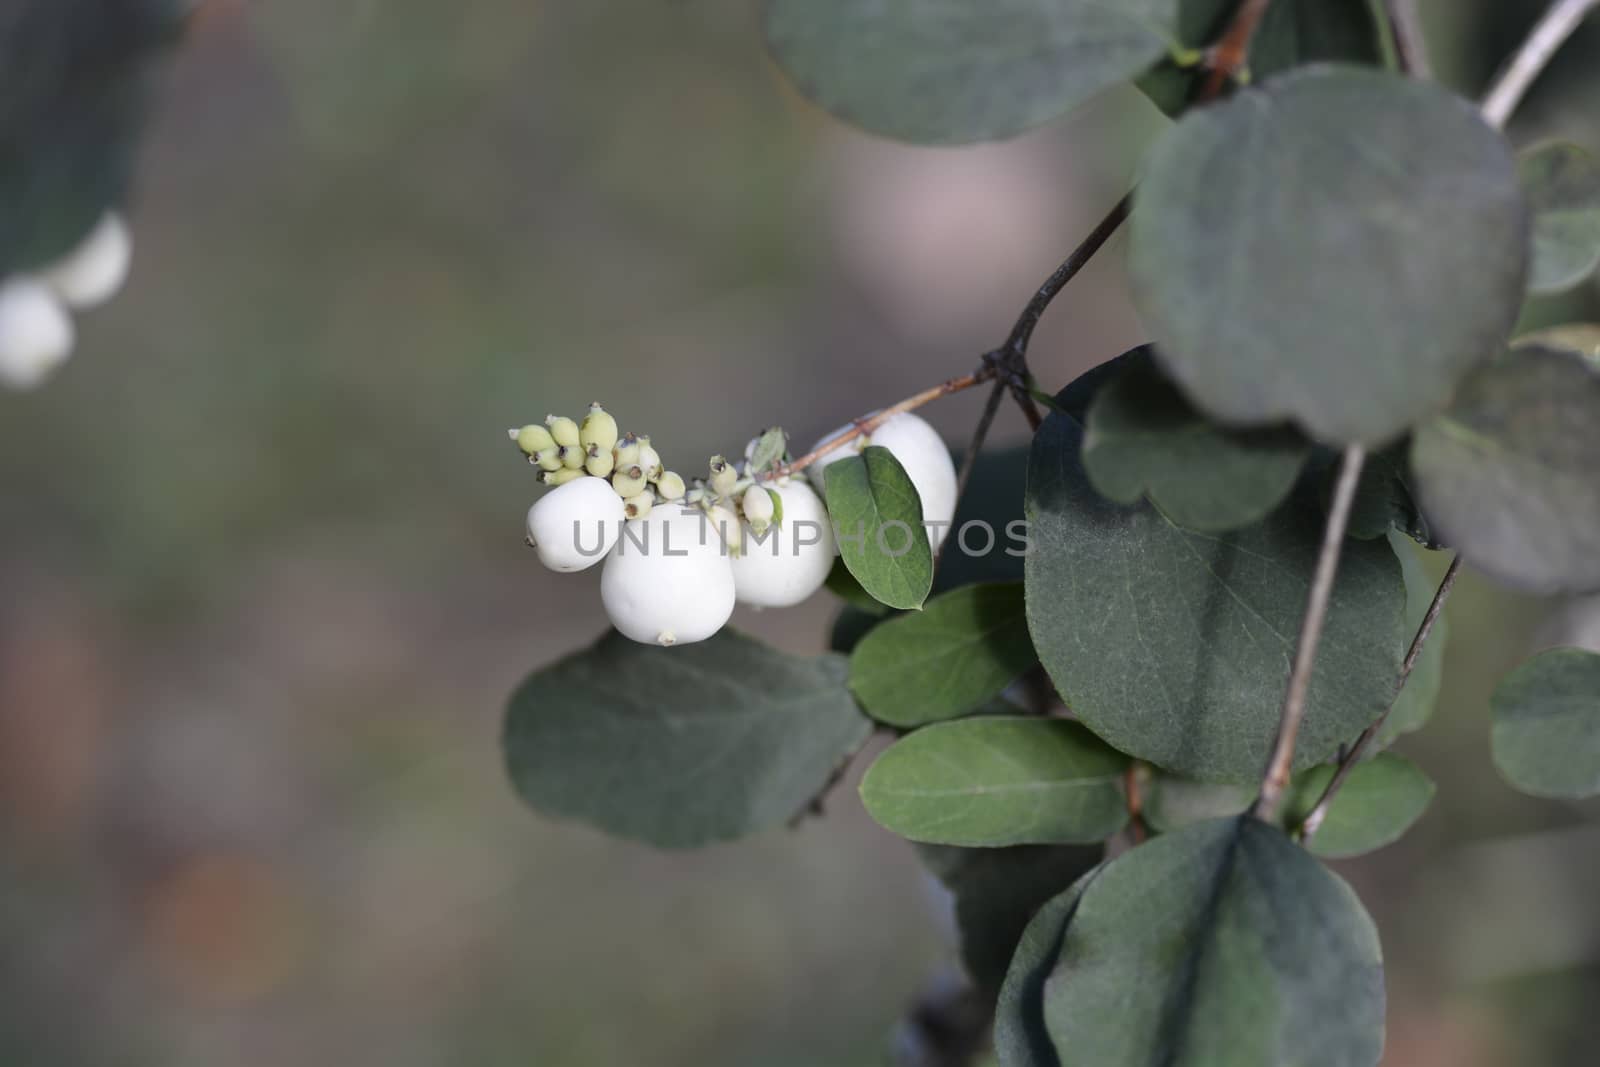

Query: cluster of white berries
[0,213,134,390]
[513,404,959,648]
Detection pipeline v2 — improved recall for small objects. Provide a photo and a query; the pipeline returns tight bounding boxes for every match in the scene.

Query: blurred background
[1,1,1599,1064]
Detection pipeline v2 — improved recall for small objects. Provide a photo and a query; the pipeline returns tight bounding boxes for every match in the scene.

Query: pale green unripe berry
[514,423,557,455]
[529,448,563,472]
[527,475,624,572]
[709,455,737,497]
[705,503,742,558]
[541,467,585,486]
[638,442,663,482]
[585,444,615,478]
[740,485,776,534]
[580,402,619,454]
[0,279,74,390]
[614,433,642,469]
[656,471,686,501]
[41,212,132,310]
[558,445,585,470]
[731,481,835,608]
[623,491,654,520]
[601,506,736,646]
[546,415,581,448]
[612,468,648,498]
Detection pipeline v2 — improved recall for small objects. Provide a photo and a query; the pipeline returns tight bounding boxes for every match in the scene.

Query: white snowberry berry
[601,506,736,646]
[731,481,836,608]
[808,411,957,545]
[40,213,132,310]
[0,278,75,390]
[526,476,625,572]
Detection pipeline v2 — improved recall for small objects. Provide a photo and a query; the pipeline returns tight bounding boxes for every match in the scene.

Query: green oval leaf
[994,866,1103,1067]
[849,582,1036,727]
[823,445,934,610]
[503,629,872,848]
[1082,346,1308,532]
[763,0,1180,145]
[1411,345,1600,594]
[1287,753,1435,859]
[1491,647,1600,799]
[1142,776,1253,833]
[1519,141,1600,294]
[1026,412,1407,781]
[1130,66,1527,444]
[1043,818,1385,1066]
[919,844,1102,997]
[860,717,1129,847]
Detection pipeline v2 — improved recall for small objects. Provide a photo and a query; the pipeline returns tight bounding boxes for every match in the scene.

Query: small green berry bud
[529,447,563,472]
[558,445,586,470]
[584,445,615,478]
[656,471,686,501]
[514,423,556,455]
[741,485,775,534]
[709,455,737,497]
[613,469,648,497]
[546,415,581,448]
[580,402,620,454]
[638,443,664,482]
[623,491,654,520]
[613,432,641,469]
[706,503,742,558]
[541,467,584,486]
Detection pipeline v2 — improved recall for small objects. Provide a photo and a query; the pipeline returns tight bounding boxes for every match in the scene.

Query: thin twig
[1298,553,1464,839]
[1253,444,1368,823]
[1481,0,1600,129]
[1202,0,1279,96]
[767,368,994,480]
[999,193,1133,359]
[934,380,1008,569]
[1384,0,1434,78]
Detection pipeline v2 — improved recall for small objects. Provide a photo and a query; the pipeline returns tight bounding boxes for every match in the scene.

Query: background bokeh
[2,1,1599,1064]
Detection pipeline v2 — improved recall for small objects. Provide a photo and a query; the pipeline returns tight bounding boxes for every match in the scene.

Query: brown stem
[1253,444,1367,823]
[1384,0,1433,78]
[934,379,1008,569]
[1298,553,1464,840]
[1201,0,1279,97]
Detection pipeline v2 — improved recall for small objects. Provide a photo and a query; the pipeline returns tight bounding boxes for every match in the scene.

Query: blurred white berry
[39,213,132,310]
[602,506,735,646]
[808,411,957,546]
[526,476,624,572]
[732,481,836,608]
[0,278,75,390]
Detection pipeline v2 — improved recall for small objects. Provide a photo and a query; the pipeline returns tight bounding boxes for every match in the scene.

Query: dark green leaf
[849,582,1036,727]
[824,446,934,610]
[503,629,871,848]
[763,0,1181,145]
[0,0,183,271]
[1042,817,1385,1066]
[994,867,1102,1067]
[1373,530,1448,747]
[1411,344,1600,594]
[859,718,1129,846]
[934,445,1030,594]
[1335,443,1436,546]
[1026,414,1407,781]
[1142,776,1253,833]
[1130,66,1527,444]
[1519,141,1600,294]
[825,556,889,615]
[1138,0,1383,117]
[828,602,892,655]
[1491,647,1600,799]
[919,844,1102,996]
[1082,346,1308,531]
[1286,753,1435,859]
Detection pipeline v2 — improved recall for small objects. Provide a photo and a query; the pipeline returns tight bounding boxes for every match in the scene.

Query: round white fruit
[808,411,958,546]
[731,481,836,607]
[525,475,625,572]
[602,506,736,646]
[40,213,132,310]
[0,278,75,390]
